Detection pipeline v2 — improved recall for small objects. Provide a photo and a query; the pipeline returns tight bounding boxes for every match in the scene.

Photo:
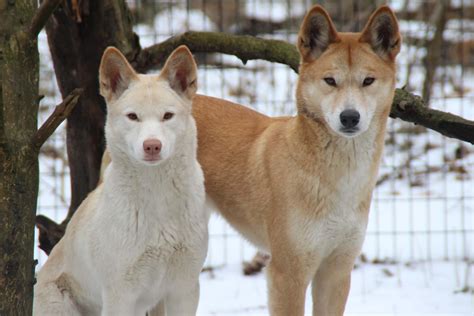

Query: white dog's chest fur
[38,158,209,316]
[78,162,208,308]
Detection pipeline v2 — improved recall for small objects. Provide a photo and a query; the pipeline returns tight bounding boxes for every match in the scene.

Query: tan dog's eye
[363,77,375,87]
[323,77,337,87]
[163,112,174,121]
[127,113,139,121]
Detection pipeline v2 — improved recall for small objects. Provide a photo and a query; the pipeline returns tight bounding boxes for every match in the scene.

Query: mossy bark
[134,31,300,73]
[0,0,39,314]
[390,88,474,144]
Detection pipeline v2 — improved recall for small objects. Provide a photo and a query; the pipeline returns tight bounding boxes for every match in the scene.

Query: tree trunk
[421,0,450,104]
[36,0,140,253]
[47,0,139,216]
[0,0,39,314]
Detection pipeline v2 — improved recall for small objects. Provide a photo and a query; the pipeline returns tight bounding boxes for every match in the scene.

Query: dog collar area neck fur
[300,107,322,125]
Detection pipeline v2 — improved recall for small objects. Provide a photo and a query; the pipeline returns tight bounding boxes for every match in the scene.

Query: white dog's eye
[127,113,139,121]
[163,112,174,121]
[363,77,375,87]
[323,77,337,87]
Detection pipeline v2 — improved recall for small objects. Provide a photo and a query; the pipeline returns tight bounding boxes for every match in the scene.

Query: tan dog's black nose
[143,139,162,155]
[340,109,360,128]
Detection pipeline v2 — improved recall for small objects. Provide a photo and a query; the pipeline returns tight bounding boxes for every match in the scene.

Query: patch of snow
[198,261,473,315]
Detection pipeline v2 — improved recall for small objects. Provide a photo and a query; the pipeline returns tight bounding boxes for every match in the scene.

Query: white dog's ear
[160,45,197,100]
[297,5,340,63]
[99,47,138,102]
[359,6,401,61]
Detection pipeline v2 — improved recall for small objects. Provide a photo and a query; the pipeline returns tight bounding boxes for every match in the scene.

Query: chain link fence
[36,0,473,270]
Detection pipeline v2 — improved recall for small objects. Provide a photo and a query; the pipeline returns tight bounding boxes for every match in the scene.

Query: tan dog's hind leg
[311,255,355,316]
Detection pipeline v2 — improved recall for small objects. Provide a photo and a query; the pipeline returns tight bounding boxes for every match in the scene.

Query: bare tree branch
[390,88,474,144]
[31,88,83,150]
[133,31,300,73]
[27,0,63,40]
[135,31,474,144]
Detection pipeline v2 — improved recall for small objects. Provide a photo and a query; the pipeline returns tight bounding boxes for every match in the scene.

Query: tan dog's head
[99,45,197,166]
[296,5,401,138]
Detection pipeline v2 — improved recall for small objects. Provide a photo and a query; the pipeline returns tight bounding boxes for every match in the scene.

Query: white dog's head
[99,45,197,166]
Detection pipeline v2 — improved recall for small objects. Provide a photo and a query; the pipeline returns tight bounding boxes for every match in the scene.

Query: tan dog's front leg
[266,259,310,316]
[311,255,354,316]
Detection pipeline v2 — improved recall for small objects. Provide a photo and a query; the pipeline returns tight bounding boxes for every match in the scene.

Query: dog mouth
[142,156,162,164]
[339,128,360,137]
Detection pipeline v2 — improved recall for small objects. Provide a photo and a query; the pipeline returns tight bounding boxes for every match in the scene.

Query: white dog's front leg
[101,291,140,316]
[165,282,200,316]
[102,303,136,316]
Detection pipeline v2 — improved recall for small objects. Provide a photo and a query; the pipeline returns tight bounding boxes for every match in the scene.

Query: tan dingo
[192,5,401,316]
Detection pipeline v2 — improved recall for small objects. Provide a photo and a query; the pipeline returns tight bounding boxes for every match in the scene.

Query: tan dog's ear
[297,5,340,63]
[359,6,401,61]
[99,47,138,102]
[160,45,197,101]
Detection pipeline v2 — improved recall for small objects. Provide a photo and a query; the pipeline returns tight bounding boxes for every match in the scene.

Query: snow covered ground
[35,0,473,314]
[198,261,473,316]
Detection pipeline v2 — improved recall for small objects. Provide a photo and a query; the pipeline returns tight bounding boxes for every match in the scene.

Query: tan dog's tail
[99,150,111,184]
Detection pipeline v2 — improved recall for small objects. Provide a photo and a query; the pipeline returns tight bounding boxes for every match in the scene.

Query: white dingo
[34,45,209,316]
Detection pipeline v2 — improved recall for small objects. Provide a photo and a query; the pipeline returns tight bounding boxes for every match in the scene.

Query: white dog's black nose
[340,109,360,128]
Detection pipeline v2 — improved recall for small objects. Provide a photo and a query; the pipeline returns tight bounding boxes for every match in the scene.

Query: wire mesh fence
[36,0,473,271]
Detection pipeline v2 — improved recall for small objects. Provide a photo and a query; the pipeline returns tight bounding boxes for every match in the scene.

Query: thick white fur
[33,46,209,316]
